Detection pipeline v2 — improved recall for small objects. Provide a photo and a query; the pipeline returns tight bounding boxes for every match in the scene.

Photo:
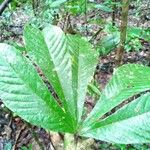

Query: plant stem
[64,134,77,150]
[115,0,130,66]
[64,12,76,34]
[84,0,88,35]
[89,27,103,43]
[112,0,116,26]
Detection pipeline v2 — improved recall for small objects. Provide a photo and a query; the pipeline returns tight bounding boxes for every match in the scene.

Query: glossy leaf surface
[24,25,98,128]
[24,25,75,121]
[67,35,98,123]
[81,93,150,143]
[83,64,150,128]
[0,43,73,133]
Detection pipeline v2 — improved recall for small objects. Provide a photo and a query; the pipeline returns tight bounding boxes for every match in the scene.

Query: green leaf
[81,93,150,144]
[82,64,150,128]
[24,25,76,127]
[12,42,26,52]
[0,43,73,133]
[24,25,98,127]
[67,35,98,123]
[50,0,68,8]
[97,33,119,56]
[127,27,142,38]
[94,4,113,12]
[87,80,101,98]
[66,0,92,15]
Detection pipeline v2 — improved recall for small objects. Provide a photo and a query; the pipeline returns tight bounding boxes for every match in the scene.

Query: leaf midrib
[83,85,150,127]
[0,53,73,129]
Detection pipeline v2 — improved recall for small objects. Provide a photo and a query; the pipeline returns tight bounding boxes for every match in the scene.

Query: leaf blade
[24,25,76,127]
[81,93,150,143]
[24,25,98,127]
[0,43,73,133]
[67,35,98,123]
[83,64,150,127]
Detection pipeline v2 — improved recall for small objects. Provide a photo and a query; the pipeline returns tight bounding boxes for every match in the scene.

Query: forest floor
[0,1,150,150]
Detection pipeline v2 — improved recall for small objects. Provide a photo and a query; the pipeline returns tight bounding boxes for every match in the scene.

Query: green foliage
[9,0,28,10]
[81,64,150,143]
[87,80,101,99]
[96,23,119,55]
[97,25,150,55]
[93,4,112,12]
[65,0,89,15]
[0,43,74,132]
[49,0,68,8]
[0,25,150,144]
[64,0,113,15]
[97,33,119,56]
[125,27,149,52]
[125,38,142,52]
[21,144,32,150]
[113,144,127,150]
[24,25,98,125]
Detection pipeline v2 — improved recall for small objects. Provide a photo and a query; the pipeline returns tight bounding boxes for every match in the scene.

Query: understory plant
[96,25,150,56]
[0,25,150,149]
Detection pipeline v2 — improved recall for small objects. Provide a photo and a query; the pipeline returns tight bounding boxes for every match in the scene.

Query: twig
[84,0,88,35]
[0,0,12,15]
[112,0,117,26]
[89,27,103,43]
[48,131,57,150]
[63,12,76,34]
[85,100,95,108]
[12,124,26,150]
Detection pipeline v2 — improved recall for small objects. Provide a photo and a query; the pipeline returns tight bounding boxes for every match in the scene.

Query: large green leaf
[81,93,150,143]
[24,25,76,126]
[67,35,98,123]
[24,25,98,128]
[0,43,73,133]
[82,64,150,127]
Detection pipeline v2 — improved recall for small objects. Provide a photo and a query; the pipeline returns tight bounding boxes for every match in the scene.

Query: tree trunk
[115,0,130,66]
